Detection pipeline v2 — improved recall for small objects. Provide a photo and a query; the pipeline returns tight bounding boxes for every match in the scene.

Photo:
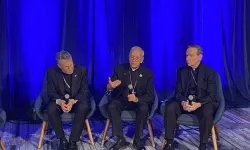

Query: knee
[166,101,179,114]
[108,101,118,111]
[202,108,214,118]
[47,103,60,115]
[76,103,90,114]
[138,103,149,113]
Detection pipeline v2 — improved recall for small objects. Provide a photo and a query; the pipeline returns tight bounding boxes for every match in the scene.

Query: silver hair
[56,50,72,62]
[129,46,144,57]
[188,45,203,55]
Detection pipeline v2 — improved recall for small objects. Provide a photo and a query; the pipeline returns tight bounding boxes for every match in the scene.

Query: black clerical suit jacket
[108,64,154,104]
[47,65,89,103]
[175,63,219,106]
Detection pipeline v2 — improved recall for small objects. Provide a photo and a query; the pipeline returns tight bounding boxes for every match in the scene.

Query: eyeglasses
[129,55,142,61]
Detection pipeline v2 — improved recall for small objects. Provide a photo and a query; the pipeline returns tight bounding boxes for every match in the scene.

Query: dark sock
[167,139,173,145]
[200,143,207,148]
[60,137,67,141]
[118,135,125,141]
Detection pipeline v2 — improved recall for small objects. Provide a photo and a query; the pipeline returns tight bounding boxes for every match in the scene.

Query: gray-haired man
[47,50,90,150]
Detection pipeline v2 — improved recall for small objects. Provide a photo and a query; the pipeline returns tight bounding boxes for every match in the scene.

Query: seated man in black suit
[163,45,219,150]
[106,46,154,150]
[47,50,90,150]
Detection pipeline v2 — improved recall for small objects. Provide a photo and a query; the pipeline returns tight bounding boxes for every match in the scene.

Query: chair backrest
[0,108,6,128]
[98,88,158,120]
[98,94,109,119]
[160,91,175,116]
[213,72,225,124]
[34,72,49,120]
[148,89,158,119]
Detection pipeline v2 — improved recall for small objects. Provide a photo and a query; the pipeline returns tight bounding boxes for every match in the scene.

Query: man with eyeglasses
[46,50,90,150]
[163,45,219,150]
[106,46,154,150]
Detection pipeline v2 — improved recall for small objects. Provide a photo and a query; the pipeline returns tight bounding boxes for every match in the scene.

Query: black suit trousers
[164,101,217,144]
[108,98,150,139]
[47,101,90,141]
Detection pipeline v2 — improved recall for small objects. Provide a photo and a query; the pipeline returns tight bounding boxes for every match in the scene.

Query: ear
[141,57,144,63]
[199,54,203,61]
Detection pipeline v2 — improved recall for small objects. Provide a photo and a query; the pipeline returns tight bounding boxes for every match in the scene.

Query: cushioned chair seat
[121,111,136,122]
[177,114,199,126]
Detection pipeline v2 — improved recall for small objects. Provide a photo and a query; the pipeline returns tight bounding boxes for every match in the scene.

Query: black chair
[34,73,96,148]
[160,72,225,150]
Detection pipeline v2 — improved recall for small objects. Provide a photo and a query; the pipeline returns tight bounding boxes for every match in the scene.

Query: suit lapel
[71,68,78,97]
[184,67,191,98]
[197,64,204,98]
[56,70,65,96]
[136,68,142,95]
[124,65,130,86]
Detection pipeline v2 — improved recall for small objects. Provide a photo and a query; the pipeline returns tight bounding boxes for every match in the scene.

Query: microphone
[128,84,133,94]
[65,94,70,104]
[188,95,194,106]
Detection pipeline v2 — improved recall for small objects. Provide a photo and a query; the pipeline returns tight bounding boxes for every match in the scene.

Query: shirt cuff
[106,87,113,95]
[56,99,61,105]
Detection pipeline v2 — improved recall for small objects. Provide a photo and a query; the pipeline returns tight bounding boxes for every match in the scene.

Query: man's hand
[65,99,76,113]
[59,100,68,112]
[184,101,202,112]
[107,77,121,90]
[181,100,189,111]
[128,94,138,103]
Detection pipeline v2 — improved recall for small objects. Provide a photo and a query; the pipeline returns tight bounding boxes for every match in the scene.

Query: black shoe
[68,141,78,150]
[110,137,127,150]
[58,139,68,150]
[132,139,140,150]
[163,144,174,150]
[199,143,207,150]
[132,138,145,150]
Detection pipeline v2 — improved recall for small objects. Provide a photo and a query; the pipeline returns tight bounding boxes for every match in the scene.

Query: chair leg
[161,139,166,149]
[101,119,110,145]
[45,122,48,131]
[214,124,220,141]
[85,119,94,145]
[0,137,5,150]
[38,121,48,149]
[211,125,218,150]
[147,120,155,147]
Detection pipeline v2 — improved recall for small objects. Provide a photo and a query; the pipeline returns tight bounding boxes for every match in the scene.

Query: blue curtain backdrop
[1,0,250,119]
